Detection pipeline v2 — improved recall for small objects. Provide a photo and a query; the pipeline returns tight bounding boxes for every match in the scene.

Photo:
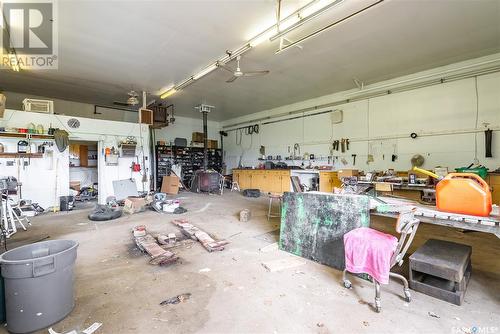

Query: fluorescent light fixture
[219,43,252,64]
[249,28,277,47]
[160,88,177,99]
[301,0,334,17]
[275,0,383,53]
[193,63,218,80]
[270,0,344,41]
[278,14,300,31]
[175,77,195,90]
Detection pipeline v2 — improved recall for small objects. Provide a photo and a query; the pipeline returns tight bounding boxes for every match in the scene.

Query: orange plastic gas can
[436,173,492,217]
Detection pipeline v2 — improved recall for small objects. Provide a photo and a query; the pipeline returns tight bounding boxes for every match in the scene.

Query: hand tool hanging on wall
[391,144,398,162]
[345,139,350,151]
[352,154,357,165]
[341,139,346,153]
[332,140,339,151]
[485,129,492,158]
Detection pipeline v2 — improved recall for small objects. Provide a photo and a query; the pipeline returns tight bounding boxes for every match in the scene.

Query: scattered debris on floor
[428,311,440,318]
[239,209,251,222]
[48,322,102,334]
[82,323,103,334]
[316,322,324,328]
[123,196,150,214]
[242,189,260,198]
[227,232,242,239]
[196,203,211,213]
[157,233,177,244]
[133,226,179,266]
[151,198,188,214]
[261,255,306,272]
[253,229,280,243]
[172,219,229,252]
[362,321,369,327]
[199,267,211,272]
[259,242,279,253]
[88,204,122,221]
[160,293,191,305]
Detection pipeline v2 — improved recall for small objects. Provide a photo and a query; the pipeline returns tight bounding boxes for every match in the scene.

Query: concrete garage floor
[2,192,499,334]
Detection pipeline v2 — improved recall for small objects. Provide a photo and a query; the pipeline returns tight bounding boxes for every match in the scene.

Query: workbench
[358,180,434,201]
[371,197,500,239]
[232,169,341,193]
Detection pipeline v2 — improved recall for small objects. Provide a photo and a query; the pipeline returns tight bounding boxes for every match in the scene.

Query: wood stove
[190,105,223,194]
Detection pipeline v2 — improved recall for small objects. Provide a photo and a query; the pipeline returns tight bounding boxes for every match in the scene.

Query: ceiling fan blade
[226,76,238,83]
[241,70,270,77]
[113,101,129,106]
[218,63,235,74]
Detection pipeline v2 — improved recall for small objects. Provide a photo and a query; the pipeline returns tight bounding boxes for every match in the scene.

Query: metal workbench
[370,197,500,239]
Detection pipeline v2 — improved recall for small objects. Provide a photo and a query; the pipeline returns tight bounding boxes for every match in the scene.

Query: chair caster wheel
[375,306,381,313]
[343,280,352,289]
[404,289,411,303]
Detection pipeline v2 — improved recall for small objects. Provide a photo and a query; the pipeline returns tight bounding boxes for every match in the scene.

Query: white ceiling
[1,0,499,121]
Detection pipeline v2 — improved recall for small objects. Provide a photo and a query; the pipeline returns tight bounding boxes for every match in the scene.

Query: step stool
[409,239,471,305]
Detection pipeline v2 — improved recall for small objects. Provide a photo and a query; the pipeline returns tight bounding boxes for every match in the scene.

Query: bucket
[0,240,79,333]
[59,196,74,211]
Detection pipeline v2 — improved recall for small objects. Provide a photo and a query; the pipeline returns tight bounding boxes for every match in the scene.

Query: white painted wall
[222,57,500,174]
[153,116,221,146]
[2,91,139,123]
[69,167,98,186]
[0,109,150,208]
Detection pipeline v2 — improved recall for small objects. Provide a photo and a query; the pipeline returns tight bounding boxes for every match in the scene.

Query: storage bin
[0,240,78,333]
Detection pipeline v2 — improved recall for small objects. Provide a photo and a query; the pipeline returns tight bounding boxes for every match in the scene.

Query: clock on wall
[67,118,80,129]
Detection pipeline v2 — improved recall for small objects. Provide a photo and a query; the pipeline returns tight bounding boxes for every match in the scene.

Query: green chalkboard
[279,192,370,270]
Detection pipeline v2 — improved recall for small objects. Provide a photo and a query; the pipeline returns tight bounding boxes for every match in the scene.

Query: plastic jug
[436,173,492,217]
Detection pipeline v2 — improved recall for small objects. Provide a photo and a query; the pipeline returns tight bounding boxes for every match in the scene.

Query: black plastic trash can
[0,240,78,333]
[59,196,75,211]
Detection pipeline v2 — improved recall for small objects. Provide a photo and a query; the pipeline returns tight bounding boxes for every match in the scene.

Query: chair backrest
[390,210,420,267]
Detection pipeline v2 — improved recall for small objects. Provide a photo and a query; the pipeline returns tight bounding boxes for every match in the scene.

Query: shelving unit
[0,132,54,140]
[155,145,222,189]
[0,153,44,158]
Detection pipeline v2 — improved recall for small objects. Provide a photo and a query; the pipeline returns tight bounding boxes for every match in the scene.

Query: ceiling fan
[113,90,139,106]
[218,56,270,83]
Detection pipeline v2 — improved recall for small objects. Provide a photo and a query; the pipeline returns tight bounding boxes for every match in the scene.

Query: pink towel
[344,227,398,284]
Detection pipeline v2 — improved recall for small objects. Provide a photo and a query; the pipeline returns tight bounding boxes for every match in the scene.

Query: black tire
[88,208,122,221]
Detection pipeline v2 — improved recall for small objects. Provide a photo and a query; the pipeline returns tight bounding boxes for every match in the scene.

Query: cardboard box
[157,140,166,146]
[338,169,359,179]
[207,140,218,149]
[69,181,81,191]
[123,196,147,214]
[192,132,204,143]
[161,175,179,194]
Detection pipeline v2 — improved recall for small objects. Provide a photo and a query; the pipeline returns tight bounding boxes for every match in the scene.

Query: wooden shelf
[0,132,54,140]
[0,153,44,158]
